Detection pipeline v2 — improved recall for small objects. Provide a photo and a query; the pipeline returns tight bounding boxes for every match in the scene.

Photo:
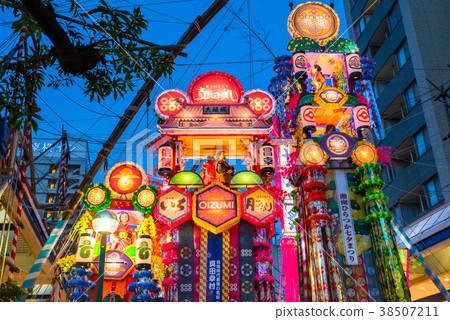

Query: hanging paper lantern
[259,143,275,176]
[300,105,316,130]
[293,51,307,82]
[135,235,152,270]
[353,105,371,131]
[346,53,363,81]
[158,143,174,177]
[75,231,95,265]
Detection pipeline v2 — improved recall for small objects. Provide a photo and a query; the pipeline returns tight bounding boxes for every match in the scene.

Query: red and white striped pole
[58,138,68,205]
[9,121,31,278]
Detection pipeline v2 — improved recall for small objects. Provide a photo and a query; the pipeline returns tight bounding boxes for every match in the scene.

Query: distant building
[30,137,89,224]
[343,0,450,301]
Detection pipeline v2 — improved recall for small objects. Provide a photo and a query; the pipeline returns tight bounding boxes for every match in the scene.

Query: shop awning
[396,202,450,250]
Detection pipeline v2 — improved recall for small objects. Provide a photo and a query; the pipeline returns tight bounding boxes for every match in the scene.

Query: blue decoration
[67,267,95,302]
[127,269,162,302]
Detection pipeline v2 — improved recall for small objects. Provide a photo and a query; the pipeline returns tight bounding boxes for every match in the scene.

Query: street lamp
[92,210,118,302]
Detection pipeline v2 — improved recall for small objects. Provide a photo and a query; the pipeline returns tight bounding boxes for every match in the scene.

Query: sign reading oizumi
[193,184,240,234]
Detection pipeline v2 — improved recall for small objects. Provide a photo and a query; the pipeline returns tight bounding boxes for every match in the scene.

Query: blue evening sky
[0,0,349,183]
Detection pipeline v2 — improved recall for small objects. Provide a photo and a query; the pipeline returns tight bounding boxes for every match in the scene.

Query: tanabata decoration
[356,162,411,302]
[67,268,95,302]
[83,183,111,212]
[105,162,147,200]
[132,185,158,214]
[154,187,192,228]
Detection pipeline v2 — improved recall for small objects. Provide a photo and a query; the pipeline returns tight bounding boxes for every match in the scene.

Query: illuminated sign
[154,187,192,227]
[188,71,244,104]
[244,89,276,119]
[287,2,340,45]
[193,183,240,234]
[314,87,348,109]
[93,250,134,280]
[334,170,358,265]
[154,89,188,119]
[241,187,276,226]
[319,132,355,159]
[299,140,327,165]
[105,162,146,200]
[351,141,378,166]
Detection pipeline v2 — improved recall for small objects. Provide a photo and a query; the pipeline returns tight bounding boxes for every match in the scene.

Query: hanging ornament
[259,143,275,176]
[158,143,174,177]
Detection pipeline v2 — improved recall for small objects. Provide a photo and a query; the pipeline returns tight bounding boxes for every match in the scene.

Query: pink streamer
[280,237,300,301]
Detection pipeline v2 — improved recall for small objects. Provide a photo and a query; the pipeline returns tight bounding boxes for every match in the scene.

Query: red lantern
[354,105,371,131]
[300,105,316,130]
[158,143,174,177]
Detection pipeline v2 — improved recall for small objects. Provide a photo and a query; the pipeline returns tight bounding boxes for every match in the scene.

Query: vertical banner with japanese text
[206,232,223,302]
[334,170,358,265]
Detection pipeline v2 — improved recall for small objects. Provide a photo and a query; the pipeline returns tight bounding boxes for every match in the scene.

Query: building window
[413,126,431,158]
[403,82,419,111]
[374,82,388,99]
[395,41,410,69]
[51,168,57,174]
[46,211,52,218]
[424,175,442,208]
[68,165,81,175]
[48,179,57,189]
[388,2,401,31]
[46,195,54,203]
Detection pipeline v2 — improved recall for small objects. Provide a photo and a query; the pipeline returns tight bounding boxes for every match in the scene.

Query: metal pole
[96,234,107,302]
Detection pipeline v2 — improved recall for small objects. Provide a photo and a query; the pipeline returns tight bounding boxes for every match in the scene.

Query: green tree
[0,279,30,302]
[0,0,175,132]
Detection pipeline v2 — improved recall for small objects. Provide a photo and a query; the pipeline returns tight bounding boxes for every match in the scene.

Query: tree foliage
[0,279,30,301]
[0,0,175,132]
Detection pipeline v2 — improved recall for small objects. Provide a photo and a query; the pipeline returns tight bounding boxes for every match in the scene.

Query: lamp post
[92,210,119,302]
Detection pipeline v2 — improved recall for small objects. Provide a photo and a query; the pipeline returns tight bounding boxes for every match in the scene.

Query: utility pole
[21,0,230,294]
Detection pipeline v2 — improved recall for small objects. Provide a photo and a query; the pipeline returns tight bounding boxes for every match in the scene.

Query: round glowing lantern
[105,162,146,200]
[346,53,362,81]
[75,230,95,266]
[83,183,111,212]
[259,143,275,176]
[244,89,276,119]
[92,210,119,236]
[299,140,328,166]
[132,185,158,214]
[354,105,371,131]
[135,235,152,270]
[154,89,188,119]
[351,141,378,166]
[158,143,174,177]
[293,51,307,82]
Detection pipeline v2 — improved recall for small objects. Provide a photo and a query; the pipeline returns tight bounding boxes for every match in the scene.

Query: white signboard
[335,169,358,265]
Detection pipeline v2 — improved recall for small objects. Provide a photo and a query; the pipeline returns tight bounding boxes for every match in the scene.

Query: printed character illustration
[109,212,136,251]
[311,64,325,91]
